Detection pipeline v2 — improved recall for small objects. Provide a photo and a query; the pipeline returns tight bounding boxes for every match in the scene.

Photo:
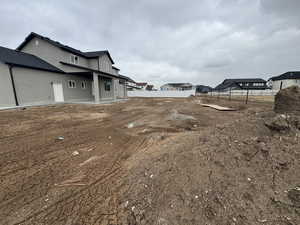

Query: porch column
[112,78,116,100]
[93,72,100,103]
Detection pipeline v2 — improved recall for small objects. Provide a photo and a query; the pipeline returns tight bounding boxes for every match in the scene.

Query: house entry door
[53,83,64,102]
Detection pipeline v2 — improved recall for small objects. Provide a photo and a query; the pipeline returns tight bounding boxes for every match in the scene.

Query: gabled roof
[112,66,120,71]
[84,51,115,64]
[163,83,193,87]
[16,32,114,64]
[269,71,300,81]
[0,46,64,73]
[119,74,135,83]
[196,85,212,89]
[214,78,267,90]
[136,82,148,86]
[223,78,266,83]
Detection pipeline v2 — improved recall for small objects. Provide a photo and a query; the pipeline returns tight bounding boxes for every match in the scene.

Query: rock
[274,86,300,114]
[265,114,300,132]
[72,151,79,156]
[264,115,290,131]
[287,187,300,207]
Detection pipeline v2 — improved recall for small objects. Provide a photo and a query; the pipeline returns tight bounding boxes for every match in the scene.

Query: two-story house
[0,32,130,108]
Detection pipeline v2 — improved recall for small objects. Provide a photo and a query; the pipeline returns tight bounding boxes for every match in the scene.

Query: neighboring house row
[268,71,300,90]
[214,78,268,92]
[0,32,133,108]
[160,83,193,91]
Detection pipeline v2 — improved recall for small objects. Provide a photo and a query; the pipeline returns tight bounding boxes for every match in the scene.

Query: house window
[104,81,111,91]
[70,55,79,65]
[68,80,76,88]
[81,81,87,89]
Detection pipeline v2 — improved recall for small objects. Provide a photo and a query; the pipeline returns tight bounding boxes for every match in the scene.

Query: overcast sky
[1,0,300,87]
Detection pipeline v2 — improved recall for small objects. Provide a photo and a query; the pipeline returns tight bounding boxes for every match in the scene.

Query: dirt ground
[0,97,299,225]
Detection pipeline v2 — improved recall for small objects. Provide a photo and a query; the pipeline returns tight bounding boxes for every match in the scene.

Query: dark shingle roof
[269,71,300,81]
[214,78,267,90]
[223,78,266,83]
[164,83,193,87]
[0,46,64,73]
[16,32,114,64]
[119,74,135,83]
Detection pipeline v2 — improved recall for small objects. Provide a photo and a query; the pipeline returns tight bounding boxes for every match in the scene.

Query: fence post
[245,89,249,104]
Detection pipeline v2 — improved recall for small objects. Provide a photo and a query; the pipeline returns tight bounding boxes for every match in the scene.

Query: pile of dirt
[274,86,300,114]
[117,111,300,225]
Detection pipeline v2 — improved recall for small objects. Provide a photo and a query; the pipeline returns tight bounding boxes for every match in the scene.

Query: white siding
[98,54,114,74]
[0,62,15,107]
[21,37,90,73]
[12,67,93,106]
[272,79,300,90]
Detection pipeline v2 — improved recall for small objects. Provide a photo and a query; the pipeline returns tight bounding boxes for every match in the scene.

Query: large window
[68,80,76,88]
[70,55,79,65]
[104,81,111,91]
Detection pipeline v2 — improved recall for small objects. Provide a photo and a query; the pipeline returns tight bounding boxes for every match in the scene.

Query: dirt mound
[274,86,300,114]
[118,113,300,225]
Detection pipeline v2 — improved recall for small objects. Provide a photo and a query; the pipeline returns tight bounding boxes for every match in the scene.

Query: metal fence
[201,89,278,104]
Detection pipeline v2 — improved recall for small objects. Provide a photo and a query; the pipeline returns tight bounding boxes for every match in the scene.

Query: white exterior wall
[0,62,16,107]
[12,67,93,106]
[128,90,196,98]
[272,79,300,90]
[98,54,114,74]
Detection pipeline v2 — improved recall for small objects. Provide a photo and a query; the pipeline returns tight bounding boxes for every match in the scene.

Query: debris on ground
[274,85,300,114]
[168,109,196,121]
[72,150,80,156]
[57,136,64,140]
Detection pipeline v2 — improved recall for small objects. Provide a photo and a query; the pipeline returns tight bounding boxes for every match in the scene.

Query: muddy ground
[0,97,299,225]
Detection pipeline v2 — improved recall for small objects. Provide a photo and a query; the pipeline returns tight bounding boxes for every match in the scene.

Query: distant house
[118,75,137,91]
[160,83,193,91]
[269,71,300,90]
[135,82,148,90]
[146,85,154,91]
[195,85,212,93]
[214,78,268,92]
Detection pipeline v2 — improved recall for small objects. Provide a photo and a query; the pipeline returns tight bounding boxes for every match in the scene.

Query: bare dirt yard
[0,97,299,225]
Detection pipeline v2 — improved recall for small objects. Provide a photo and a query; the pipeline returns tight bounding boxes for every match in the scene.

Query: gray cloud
[1,0,300,87]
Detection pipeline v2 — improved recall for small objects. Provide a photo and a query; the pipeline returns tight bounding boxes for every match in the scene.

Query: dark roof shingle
[0,46,64,73]
[269,71,300,81]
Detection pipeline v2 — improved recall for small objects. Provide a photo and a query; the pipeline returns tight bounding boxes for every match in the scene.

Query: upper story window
[70,55,79,65]
[68,80,76,88]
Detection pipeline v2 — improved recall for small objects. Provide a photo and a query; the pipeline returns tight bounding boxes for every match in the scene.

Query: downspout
[8,64,19,106]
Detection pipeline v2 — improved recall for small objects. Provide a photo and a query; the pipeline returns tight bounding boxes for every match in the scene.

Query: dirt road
[0,97,299,225]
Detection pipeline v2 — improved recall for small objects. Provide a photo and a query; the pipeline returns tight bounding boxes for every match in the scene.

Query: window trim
[70,54,79,65]
[68,80,76,88]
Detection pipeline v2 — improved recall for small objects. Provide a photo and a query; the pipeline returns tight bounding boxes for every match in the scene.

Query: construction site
[0,87,300,225]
